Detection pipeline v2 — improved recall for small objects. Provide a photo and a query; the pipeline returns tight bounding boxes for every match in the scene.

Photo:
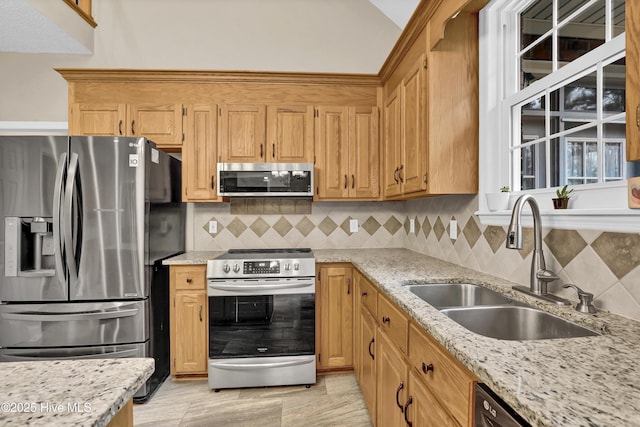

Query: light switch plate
[208,220,218,234]
[449,220,457,240]
[349,218,359,233]
[409,218,415,233]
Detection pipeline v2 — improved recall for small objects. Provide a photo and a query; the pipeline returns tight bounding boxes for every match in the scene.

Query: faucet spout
[506,194,570,305]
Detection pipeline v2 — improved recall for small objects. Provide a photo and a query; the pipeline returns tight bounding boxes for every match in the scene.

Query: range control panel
[244,261,280,275]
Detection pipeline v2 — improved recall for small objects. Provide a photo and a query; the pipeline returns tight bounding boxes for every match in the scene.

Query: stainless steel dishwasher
[475,384,530,427]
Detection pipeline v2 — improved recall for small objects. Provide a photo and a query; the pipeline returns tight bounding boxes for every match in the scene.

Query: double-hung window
[478,0,639,231]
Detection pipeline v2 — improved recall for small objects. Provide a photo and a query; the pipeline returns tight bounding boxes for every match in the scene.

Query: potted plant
[552,184,573,209]
[486,186,510,211]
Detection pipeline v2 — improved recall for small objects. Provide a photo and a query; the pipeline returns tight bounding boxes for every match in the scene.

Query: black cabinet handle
[344,174,348,189]
[422,362,434,374]
[362,291,368,297]
[186,278,192,283]
[399,164,404,183]
[351,174,355,189]
[118,120,123,135]
[347,278,351,295]
[199,305,203,322]
[260,144,264,158]
[211,176,215,190]
[395,382,405,410]
[382,316,391,324]
[131,120,136,135]
[394,167,399,183]
[368,338,375,360]
[272,143,275,158]
[403,397,413,427]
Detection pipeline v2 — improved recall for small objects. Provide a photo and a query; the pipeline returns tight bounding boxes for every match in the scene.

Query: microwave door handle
[63,153,79,283]
[53,152,68,285]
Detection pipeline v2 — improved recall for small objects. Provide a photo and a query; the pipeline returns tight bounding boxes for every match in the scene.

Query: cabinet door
[128,103,184,148]
[218,104,266,162]
[267,105,314,163]
[349,106,380,198]
[172,291,207,374]
[317,265,353,369]
[315,106,349,199]
[383,89,402,198]
[401,55,427,194]
[627,0,640,160]
[70,103,126,136]
[360,308,377,422]
[183,104,219,201]
[376,329,408,427]
[406,370,460,427]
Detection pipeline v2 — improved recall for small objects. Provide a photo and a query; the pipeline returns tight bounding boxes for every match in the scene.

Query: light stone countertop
[162,251,226,265]
[0,358,154,427]
[163,248,640,426]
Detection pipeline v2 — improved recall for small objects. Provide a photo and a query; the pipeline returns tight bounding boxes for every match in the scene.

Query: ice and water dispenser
[4,216,55,278]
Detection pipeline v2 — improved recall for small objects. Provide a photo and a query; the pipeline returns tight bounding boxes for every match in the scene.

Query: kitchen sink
[405,283,513,309]
[440,305,600,340]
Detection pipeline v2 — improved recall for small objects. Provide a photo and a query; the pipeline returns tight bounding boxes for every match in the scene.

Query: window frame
[477,0,639,232]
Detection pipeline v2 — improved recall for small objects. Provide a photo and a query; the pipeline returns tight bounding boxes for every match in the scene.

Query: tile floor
[133,374,372,427]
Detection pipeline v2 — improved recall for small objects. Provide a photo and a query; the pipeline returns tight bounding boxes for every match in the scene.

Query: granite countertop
[313,248,640,427]
[0,358,154,427]
[163,251,225,265]
[163,248,640,426]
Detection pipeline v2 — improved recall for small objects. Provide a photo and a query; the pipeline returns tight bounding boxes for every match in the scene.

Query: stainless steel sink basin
[405,283,513,309]
[440,306,600,340]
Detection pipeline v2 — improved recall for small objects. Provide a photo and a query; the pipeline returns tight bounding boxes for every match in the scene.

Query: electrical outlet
[450,220,457,240]
[409,218,415,233]
[349,218,359,233]
[208,220,218,234]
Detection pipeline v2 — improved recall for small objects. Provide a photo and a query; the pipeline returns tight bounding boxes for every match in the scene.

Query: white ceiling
[368,0,419,28]
[0,0,417,54]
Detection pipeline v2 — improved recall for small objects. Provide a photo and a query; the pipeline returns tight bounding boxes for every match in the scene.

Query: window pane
[567,141,584,178]
[563,71,598,112]
[604,143,622,180]
[520,96,545,144]
[519,143,546,189]
[521,0,553,50]
[521,35,552,88]
[603,58,626,113]
[558,1,605,67]
[550,137,561,187]
[613,0,626,37]
[586,142,598,178]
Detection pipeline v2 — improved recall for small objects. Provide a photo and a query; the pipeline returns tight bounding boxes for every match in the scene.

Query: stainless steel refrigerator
[0,135,185,402]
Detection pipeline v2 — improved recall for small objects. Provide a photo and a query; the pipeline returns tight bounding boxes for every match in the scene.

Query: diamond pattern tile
[383,216,402,235]
[296,217,315,237]
[414,217,421,235]
[249,217,270,237]
[227,218,247,238]
[273,217,293,237]
[403,217,411,235]
[422,217,432,239]
[340,218,353,236]
[462,217,481,248]
[433,217,445,241]
[591,232,640,279]
[362,216,381,235]
[318,217,338,236]
[544,229,587,268]
[483,226,506,254]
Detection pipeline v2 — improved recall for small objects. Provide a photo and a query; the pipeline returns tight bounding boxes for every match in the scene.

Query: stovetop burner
[228,248,312,254]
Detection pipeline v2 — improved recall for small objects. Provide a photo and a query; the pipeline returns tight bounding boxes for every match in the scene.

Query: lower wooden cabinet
[316,264,354,370]
[169,265,208,377]
[376,329,409,427]
[359,308,378,422]
[405,370,460,427]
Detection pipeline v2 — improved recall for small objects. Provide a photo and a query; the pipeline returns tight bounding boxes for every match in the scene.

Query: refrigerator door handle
[53,152,68,285]
[64,152,79,283]
[0,348,141,361]
[1,308,139,322]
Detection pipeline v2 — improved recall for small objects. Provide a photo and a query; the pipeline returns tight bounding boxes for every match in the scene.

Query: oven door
[208,278,315,359]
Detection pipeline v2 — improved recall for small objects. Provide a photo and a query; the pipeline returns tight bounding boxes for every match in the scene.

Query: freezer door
[0,136,69,302]
[68,136,148,300]
[0,300,148,347]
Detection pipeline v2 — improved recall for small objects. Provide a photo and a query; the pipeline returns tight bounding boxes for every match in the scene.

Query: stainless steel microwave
[217,163,314,197]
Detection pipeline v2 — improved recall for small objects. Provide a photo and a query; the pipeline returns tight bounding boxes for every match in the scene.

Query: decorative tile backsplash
[189,196,640,321]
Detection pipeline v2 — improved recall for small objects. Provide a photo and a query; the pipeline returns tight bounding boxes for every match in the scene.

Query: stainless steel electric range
[206,248,316,390]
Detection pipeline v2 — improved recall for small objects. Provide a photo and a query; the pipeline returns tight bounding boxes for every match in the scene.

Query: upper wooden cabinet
[627,0,640,161]
[70,102,184,151]
[218,104,315,163]
[315,106,379,200]
[183,104,219,202]
[267,105,314,163]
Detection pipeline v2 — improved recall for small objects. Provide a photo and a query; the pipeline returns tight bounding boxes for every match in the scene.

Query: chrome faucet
[506,194,570,305]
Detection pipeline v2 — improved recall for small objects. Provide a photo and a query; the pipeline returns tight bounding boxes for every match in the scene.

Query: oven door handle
[212,358,314,370]
[209,282,313,292]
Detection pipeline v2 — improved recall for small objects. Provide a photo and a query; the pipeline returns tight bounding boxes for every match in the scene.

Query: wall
[0,0,401,121]
[188,195,640,321]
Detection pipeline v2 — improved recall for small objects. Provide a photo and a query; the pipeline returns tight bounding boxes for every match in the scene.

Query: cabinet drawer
[377,294,408,354]
[359,276,378,317]
[409,323,476,426]
[172,265,206,290]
